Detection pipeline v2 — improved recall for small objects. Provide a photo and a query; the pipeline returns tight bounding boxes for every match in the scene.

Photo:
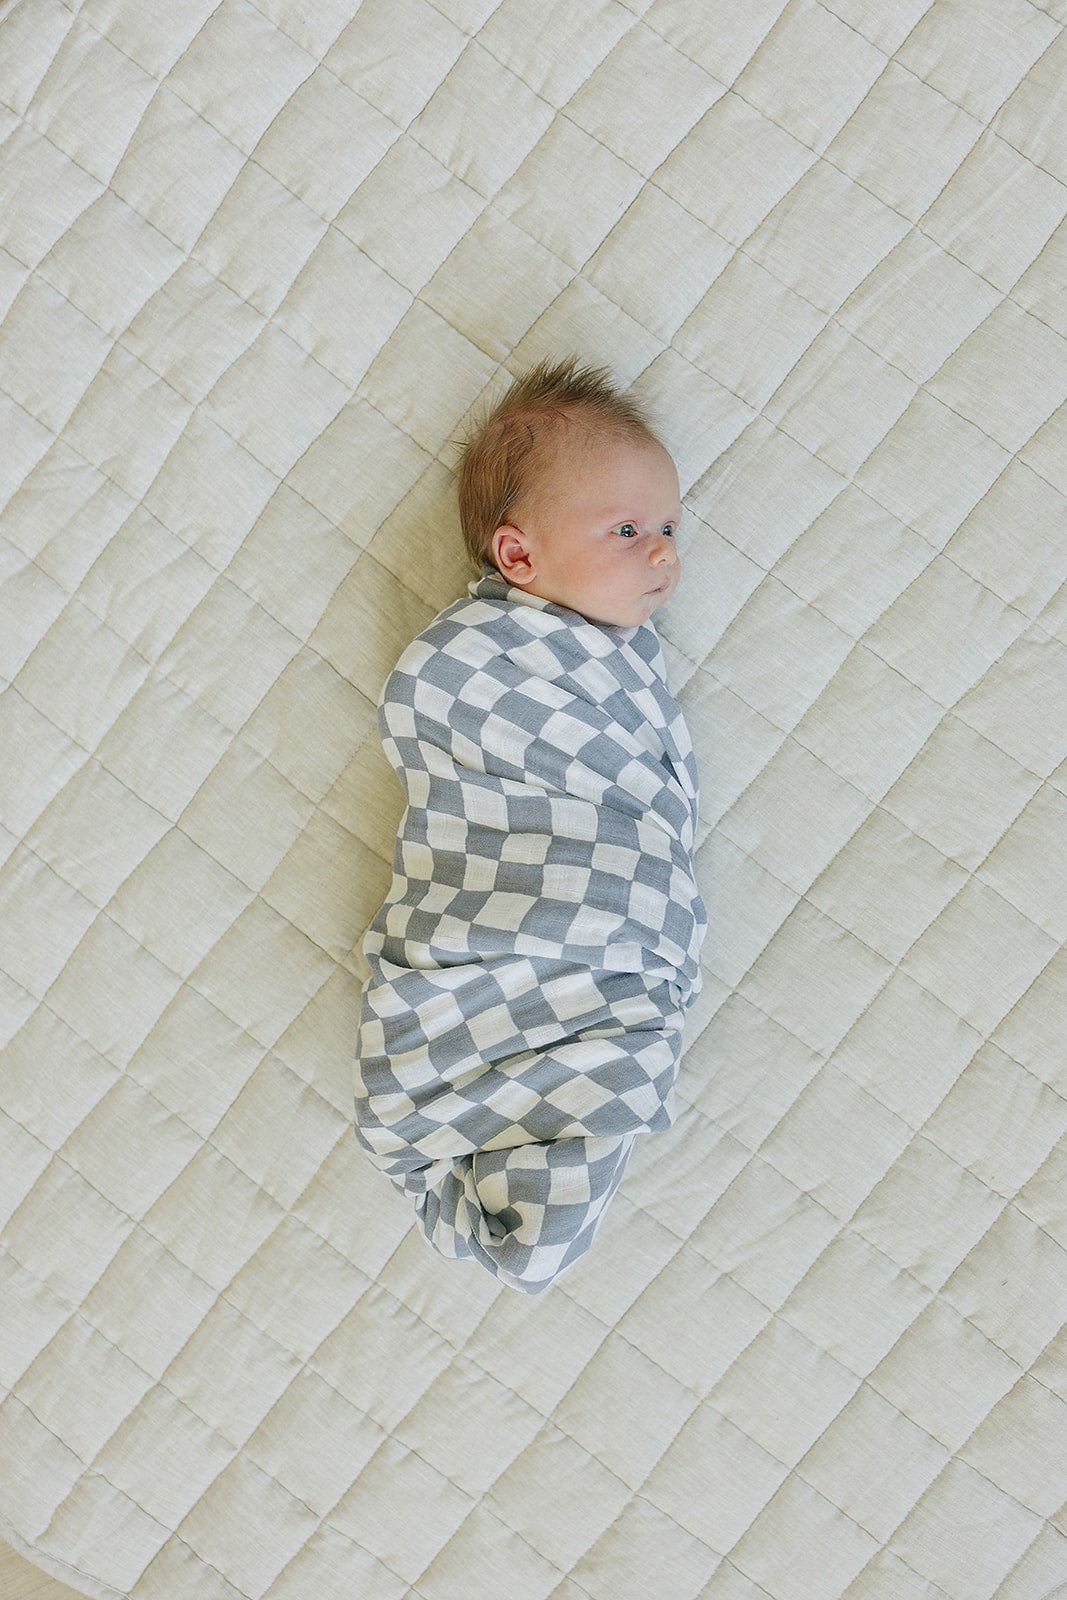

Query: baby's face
[493,432,682,628]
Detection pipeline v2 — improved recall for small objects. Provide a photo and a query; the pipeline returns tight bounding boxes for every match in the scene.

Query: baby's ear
[491,525,536,585]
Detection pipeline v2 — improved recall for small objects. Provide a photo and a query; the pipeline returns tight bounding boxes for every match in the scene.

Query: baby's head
[458,358,681,628]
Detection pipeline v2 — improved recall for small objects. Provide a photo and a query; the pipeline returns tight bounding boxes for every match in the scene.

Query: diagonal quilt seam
[1007,267,1067,345]
[908,939,1067,1138]
[2,6,218,172]
[790,562,1042,743]
[993,1519,1067,1600]
[14,100,1049,707]
[0,147,106,277]
[1012,1162,1067,1239]
[572,1489,726,1598]
[3,1231,451,1586]
[704,746,1057,1014]
[650,1241,1056,1581]
[0,1503,128,1600]
[642,0,787,88]
[4,6,1062,1593]
[812,0,924,55]
[480,17,739,206]
[2,1200,242,1393]
[866,599,1062,743]
[422,0,500,27]
[401,37,560,203]
[134,1530,258,1600]
[914,205,1067,329]
[0,389,58,508]
[121,6,315,173]
[496,197,1053,536]
[740,5,1064,185]
[2,589,388,931]
[534,1327,722,1498]
[3,975,357,1248]
[966,111,1067,201]
[720,1473,881,1592]
[902,2,1065,130]
[0,681,206,889]
[822,864,1060,1042]
[790,1394,949,1547]
[3,1304,239,1495]
[990,12,1067,161]
[286,1320,587,1593]
[489,1478,724,1600]
[401,1485,571,1596]
[11,2,1061,301]
[1,658,376,941]
[687,851,1060,1142]
[885,1453,1055,1581]
[0,687,94,842]
[916,189,1067,331]
[3,1154,552,1510]
[6,39,442,349]
[929,454,1067,581]
[38,1466,247,1600]
[694,1557,788,1600]
[471,9,678,112]
[242,0,353,72]
[857,1201,1062,1427]
[691,910,1064,1220]
[836,274,1067,429]
[2,636,1049,1561]
[618,1100,759,1251]
[0,0,79,116]
[839,970,1067,1149]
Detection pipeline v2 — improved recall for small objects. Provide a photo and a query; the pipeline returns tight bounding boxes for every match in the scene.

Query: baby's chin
[598,590,678,628]
[548,577,679,627]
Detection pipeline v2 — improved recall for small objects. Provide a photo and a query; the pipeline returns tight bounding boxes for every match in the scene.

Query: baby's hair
[457,357,661,567]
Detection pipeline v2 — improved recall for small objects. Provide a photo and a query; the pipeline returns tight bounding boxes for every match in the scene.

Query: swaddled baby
[354,359,707,1292]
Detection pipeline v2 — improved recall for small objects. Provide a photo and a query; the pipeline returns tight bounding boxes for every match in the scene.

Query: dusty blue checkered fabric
[354,569,706,1292]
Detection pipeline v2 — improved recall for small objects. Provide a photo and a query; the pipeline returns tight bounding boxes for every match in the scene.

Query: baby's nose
[652,534,678,563]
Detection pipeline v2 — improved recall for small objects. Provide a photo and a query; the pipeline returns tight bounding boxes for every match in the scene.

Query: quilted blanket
[355,570,706,1291]
[3,0,1067,1598]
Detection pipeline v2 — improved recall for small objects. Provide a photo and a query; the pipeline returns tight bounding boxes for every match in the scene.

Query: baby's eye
[614,523,639,539]
[662,524,675,538]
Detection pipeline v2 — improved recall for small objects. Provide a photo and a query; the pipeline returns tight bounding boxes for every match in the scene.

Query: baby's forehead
[506,405,591,456]
[517,425,588,500]
[525,412,654,480]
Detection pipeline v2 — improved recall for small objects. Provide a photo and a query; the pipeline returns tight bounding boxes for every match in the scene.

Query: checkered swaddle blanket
[354,570,706,1292]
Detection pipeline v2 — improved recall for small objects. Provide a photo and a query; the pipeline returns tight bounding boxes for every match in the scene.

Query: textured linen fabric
[355,569,706,1291]
[2,0,1067,1597]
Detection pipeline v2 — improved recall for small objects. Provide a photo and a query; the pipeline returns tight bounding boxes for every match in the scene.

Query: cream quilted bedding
[2,1,1067,1598]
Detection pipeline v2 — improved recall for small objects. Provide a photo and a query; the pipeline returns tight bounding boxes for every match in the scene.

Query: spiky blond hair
[457,357,660,567]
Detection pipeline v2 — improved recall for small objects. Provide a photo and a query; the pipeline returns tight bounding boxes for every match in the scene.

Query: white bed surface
[1,1,1066,1598]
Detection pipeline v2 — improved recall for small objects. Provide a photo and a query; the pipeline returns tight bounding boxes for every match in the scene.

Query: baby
[460,360,683,628]
[354,359,707,1293]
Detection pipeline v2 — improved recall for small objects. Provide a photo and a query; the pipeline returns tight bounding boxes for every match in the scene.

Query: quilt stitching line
[3,1,1067,1594]
[6,1252,496,1595]
[4,0,1062,1324]
[18,1171,861,1593]
[241,0,353,66]
[10,672,1062,1337]
[4,50,1062,683]
[4,582,1062,1280]
[0,1512,127,1600]
[678,950,1064,1228]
